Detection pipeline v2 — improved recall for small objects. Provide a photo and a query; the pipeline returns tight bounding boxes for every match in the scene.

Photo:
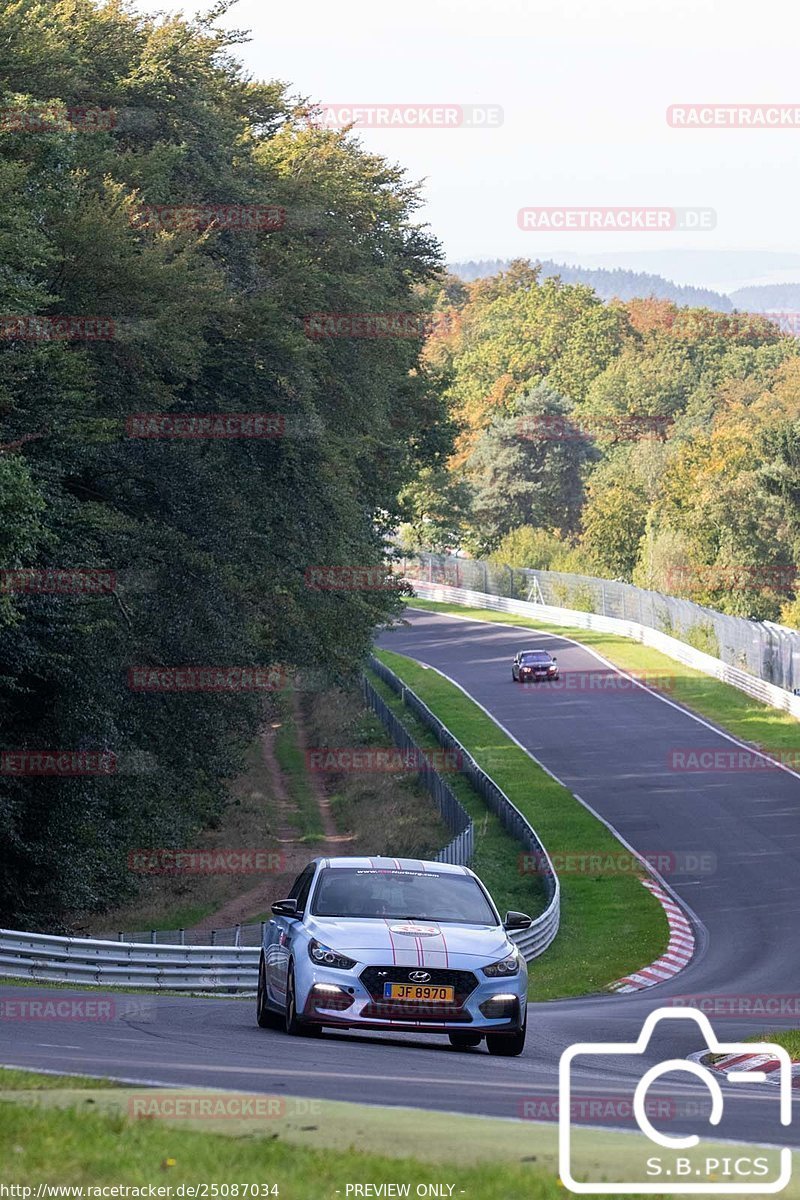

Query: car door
[267,864,315,1006]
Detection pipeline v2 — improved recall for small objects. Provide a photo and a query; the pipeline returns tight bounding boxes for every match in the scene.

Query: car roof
[519,647,551,654]
[308,855,471,875]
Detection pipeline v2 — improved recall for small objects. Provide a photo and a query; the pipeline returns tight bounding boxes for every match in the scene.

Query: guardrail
[94,923,265,947]
[0,661,560,984]
[0,928,259,990]
[409,581,800,723]
[366,655,560,960]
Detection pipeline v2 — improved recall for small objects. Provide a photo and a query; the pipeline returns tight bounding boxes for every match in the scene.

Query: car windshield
[521,652,550,663]
[311,868,498,925]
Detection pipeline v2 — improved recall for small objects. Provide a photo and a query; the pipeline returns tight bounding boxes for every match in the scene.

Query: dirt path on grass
[190,706,352,934]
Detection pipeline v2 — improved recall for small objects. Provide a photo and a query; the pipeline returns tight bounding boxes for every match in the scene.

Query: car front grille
[358,965,478,1022]
[360,965,478,997]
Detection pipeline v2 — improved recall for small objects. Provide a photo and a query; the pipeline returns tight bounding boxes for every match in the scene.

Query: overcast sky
[137,0,800,291]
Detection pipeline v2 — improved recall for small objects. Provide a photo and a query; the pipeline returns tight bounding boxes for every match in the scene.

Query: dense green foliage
[0,0,448,927]
[418,264,800,623]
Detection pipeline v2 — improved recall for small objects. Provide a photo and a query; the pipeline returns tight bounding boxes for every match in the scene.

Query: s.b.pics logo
[559,1008,791,1194]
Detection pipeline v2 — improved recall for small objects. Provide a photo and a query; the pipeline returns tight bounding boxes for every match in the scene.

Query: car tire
[486,1021,526,1057]
[256,953,283,1029]
[448,1032,482,1049]
[285,964,321,1037]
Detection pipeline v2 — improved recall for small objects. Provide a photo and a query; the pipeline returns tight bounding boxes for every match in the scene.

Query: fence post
[179,928,185,946]
[210,930,216,946]
[234,924,241,947]
[150,930,156,944]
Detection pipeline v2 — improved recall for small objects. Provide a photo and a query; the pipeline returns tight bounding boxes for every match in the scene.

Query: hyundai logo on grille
[408,970,431,983]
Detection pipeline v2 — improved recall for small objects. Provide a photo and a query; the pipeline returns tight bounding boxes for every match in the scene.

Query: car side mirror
[552,656,558,663]
[504,910,532,930]
[271,898,299,918]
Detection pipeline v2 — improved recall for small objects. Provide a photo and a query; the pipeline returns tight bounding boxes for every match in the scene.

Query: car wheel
[285,964,321,1037]
[486,1021,526,1057]
[256,953,282,1029]
[448,1032,482,1049]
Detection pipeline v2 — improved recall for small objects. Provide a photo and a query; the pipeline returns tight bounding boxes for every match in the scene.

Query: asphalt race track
[2,607,800,1151]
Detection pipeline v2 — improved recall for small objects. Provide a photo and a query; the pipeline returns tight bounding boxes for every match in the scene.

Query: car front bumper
[296,960,527,1032]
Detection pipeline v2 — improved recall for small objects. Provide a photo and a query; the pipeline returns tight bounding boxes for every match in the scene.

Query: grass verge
[374,648,668,1000]
[410,598,800,757]
[747,1031,800,1058]
[3,1070,799,1197]
[304,684,449,857]
[272,696,324,840]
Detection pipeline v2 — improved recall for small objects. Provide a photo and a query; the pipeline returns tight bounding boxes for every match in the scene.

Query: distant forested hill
[728,284,800,311]
[449,259,733,309]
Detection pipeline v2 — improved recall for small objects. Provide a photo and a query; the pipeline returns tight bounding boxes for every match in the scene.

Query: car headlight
[308,939,356,969]
[483,950,520,977]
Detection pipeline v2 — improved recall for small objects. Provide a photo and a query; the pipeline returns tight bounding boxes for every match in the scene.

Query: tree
[467,385,596,552]
[0,0,450,927]
[581,458,649,579]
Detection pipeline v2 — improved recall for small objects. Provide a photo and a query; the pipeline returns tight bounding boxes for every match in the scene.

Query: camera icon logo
[559,1007,792,1194]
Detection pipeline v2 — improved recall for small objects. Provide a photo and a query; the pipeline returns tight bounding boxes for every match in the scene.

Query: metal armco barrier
[366,655,560,960]
[409,580,800,723]
[0,928,259,989]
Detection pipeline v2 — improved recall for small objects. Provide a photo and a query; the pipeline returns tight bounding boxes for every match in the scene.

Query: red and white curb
[688,1049,800,1089]
[610,878,695,992]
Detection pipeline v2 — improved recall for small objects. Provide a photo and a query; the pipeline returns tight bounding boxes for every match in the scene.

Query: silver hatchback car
[256,856,531,1055]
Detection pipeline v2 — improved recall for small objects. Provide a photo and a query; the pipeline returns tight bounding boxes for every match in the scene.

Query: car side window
[287,867,311,900]
[294,866,315,914]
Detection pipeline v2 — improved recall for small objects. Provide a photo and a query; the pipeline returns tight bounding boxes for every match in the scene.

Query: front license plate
[383,983,455,1002]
